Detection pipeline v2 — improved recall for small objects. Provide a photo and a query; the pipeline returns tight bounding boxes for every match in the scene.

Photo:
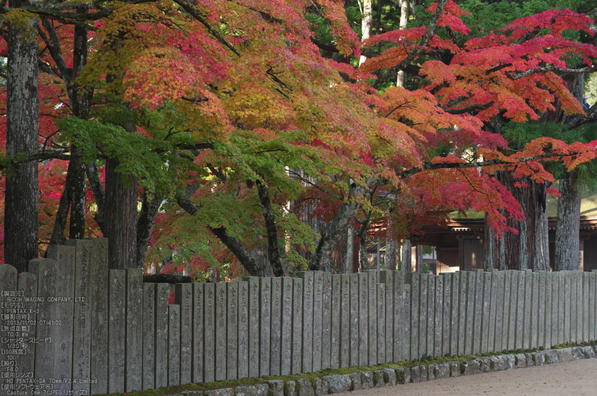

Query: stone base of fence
[165,345,597,396]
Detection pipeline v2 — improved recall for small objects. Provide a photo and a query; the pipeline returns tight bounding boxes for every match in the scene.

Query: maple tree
[457,0,597,271]
[342,0,597,272]
[0,0,596,278]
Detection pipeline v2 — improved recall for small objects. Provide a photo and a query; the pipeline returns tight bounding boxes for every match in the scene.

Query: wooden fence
[1,238,596,395]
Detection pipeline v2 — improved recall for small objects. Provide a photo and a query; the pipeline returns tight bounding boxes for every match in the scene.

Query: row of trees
[1,0,596,277]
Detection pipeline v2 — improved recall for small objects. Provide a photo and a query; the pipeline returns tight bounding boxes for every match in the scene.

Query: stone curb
[164,346,597,396]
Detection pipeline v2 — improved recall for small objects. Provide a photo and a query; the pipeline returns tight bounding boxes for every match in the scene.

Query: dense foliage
[0,0,596,276]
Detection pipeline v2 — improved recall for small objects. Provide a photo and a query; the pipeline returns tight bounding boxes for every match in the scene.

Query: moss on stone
[93,342,597,396]
[395,369,405,384]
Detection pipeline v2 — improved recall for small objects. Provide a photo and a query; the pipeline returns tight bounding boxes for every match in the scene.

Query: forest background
[1,0,597,280]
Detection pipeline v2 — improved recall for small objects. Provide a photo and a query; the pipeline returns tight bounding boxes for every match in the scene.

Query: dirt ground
[335,358,597,396]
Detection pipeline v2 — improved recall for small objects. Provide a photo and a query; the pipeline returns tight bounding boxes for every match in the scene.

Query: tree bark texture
[135,189,161,268]
[385,210,397,270]
[67,152,87,239]
[308,183,369,271]
[105,157,138,269]
[358,221,369,271]
[385,238,397,270]
[48,152,87,245]
[484,223,507,270]
[256,181,285,276]
[401,239,412,272]
[484,172,550,271]
[5,9,39,272]
[554,170,581,271]
[532,180,550,271]
[65,21,92,238]
[552,74,584,271]
[345,227,354,273]
[45,18,92,246]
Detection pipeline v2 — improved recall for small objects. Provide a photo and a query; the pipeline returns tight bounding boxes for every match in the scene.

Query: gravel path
[335,358,597,396]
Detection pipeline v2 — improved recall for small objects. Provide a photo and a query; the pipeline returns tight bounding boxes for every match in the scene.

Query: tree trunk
[401,239,412,272]
[484,172,550,271]
[484,224,507,270]
[45,17,92,246]
[67,20,92,238]
[136,189,161,268]
[358,0,373,66]
[67,152,87,239]
[416,244,423,273]
[501,175,523,270]
[256,181,285,276]
[308,183,369,271]
[396,0,409,87]
[554,170,581,271]
[86,161,106,234]
[47,151,87,245]
[357,219,370,271]
[359,236,369,271]
[385,238,397,270]
[345,227,354,273]
[48,191,70,246]
[552,74,585,271]
[385,210,397,270]
[105,155,138,269]
[5,8,39,272]
[531,180,550,271]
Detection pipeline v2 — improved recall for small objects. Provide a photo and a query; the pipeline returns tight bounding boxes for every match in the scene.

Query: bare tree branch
[0,151,71,170]
[393,0,448,72]
[175,193,266,276]
[510,66,594,80]
[172,0,242,57]
[445,101,494,115]
[568,102,597,129]
[396,152,593,179]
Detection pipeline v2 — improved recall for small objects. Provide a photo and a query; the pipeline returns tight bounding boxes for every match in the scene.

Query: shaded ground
[335,358,597,396]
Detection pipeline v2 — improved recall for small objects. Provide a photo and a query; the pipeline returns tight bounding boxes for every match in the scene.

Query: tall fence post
[176,282,193,385]
[238,281,249,379]
[142,282,156,390]
[17,272,38,393]
[270,278,282,376]
[227,281,239,381]
[281,277,294,375]
[108,269,126,393]
[0,264,18,394]
[330,274,342,369]
[380,270,394,364]
[544,272,552,350]
[322,272,333,370]
[46,245,76,393]
[155,283,170,388]
[312,272,324,371]
[442,273,453,357]
[28,259,57,386]
[127,269,144,391]
[246,277,260,378]
[358,272,369,365]
[292,277,304,374]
